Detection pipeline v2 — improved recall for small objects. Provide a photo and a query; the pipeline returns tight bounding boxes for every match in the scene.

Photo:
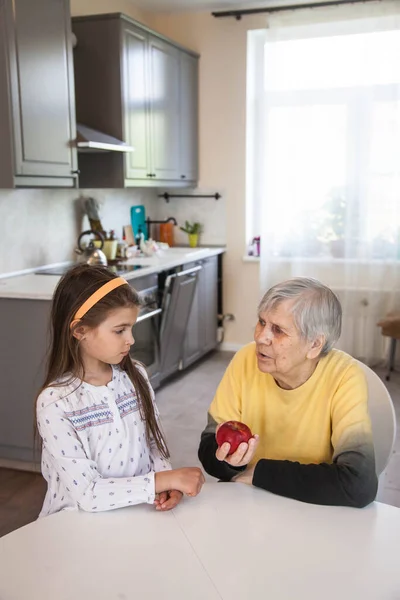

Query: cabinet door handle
[181,174,186,179]
[71,169,80,175]
[147,173,152,177]
[177,265,202,278]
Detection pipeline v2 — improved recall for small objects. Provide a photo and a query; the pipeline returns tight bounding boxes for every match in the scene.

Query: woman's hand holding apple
[215,421,259,467]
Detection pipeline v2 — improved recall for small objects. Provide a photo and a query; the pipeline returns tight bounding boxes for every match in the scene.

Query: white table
[1,483,400,600]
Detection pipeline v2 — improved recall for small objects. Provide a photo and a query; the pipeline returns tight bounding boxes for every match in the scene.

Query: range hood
[76,123,134,153]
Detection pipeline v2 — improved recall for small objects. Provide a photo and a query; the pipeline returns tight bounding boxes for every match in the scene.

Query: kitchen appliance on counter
[75,230,108,266]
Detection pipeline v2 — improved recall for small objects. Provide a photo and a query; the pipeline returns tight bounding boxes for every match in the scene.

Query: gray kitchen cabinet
[148,35,181,181]
[202,256,218,352]
[72,13,198,188]
[183,256,218,368]
[123,24,152,181]
[0,298,51,466]
[179,52,199,183]
[0,0,78,188]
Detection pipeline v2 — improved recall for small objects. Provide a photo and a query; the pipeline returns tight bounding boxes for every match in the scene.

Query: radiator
[332,288,400,365]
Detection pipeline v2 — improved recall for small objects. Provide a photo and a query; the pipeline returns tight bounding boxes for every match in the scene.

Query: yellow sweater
[199,343,378,507]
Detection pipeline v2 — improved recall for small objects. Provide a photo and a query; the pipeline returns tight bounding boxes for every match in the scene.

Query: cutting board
[130,205,148,240]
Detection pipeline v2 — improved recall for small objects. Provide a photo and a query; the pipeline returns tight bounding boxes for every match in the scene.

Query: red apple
[216,421,253,455]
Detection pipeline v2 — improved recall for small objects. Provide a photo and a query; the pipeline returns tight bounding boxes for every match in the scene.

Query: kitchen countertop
[0,247,225,300]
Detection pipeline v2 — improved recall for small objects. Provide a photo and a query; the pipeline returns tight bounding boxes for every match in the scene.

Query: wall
[155,189,225,247]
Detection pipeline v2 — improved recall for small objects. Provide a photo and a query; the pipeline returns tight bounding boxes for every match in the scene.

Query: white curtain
[248,9,400,365]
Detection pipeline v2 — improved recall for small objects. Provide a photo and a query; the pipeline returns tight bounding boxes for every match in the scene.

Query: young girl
[36,264,204,516]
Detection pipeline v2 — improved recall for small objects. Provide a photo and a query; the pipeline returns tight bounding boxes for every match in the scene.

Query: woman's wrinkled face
[254,299,315,379]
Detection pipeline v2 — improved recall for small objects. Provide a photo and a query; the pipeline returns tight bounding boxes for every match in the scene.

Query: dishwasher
[158,265,202,382]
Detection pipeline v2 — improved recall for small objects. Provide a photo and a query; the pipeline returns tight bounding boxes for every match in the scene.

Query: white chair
[356,360,397,476]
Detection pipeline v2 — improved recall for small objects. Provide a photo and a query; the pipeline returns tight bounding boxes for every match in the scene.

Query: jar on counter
[117,241,128,259]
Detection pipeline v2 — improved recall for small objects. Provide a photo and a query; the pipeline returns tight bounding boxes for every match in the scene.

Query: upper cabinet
[123,24,152,182]
[179,52,199,184]
[147,35,180,181]
[72,13,199,188]
[0,0,78,188]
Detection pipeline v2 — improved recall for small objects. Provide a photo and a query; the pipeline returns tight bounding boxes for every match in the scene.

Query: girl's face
[78,306,139,365]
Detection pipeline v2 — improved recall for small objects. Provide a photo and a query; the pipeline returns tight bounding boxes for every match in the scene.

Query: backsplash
[0,188,157,275]
[156,188,226,247]
[0,186,226,275]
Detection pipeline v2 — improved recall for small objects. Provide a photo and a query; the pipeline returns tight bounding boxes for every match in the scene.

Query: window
[247,26,400,260]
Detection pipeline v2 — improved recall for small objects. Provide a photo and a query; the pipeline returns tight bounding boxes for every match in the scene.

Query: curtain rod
[212,0,380,19]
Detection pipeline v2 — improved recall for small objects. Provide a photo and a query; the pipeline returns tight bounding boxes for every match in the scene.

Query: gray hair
[258,277,342,356]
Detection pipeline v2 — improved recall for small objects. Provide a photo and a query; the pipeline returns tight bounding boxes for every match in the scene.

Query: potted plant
[180,221,203,248]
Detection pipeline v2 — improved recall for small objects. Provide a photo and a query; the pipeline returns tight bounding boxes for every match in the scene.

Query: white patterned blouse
[36,364,171,517]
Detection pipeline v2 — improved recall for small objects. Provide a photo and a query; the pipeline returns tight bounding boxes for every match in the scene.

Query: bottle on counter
[247,236,260,257]
[135,226,141,248]
[135,226,144,251]
[253,236,260,257]
[117,232,128,259]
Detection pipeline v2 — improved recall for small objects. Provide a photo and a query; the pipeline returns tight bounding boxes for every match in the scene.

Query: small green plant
[180,221,202,235]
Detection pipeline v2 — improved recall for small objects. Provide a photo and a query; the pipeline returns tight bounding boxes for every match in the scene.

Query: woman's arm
[242,365,378,508]
[198,350,251,481]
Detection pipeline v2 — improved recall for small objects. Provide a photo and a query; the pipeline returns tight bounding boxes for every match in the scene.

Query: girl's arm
[38,402,203,512]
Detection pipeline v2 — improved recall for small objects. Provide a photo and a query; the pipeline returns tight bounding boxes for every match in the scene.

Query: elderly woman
[198,277,378,508]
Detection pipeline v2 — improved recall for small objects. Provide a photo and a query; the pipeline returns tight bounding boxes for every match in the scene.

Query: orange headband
[70,277,128,329]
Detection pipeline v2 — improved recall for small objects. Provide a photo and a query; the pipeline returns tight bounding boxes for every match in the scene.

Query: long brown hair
[36,264,169,459]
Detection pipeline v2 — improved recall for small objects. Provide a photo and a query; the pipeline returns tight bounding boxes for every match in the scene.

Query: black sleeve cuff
[198,433,246,482]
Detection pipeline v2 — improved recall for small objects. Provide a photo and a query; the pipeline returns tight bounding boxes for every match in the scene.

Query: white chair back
[356,360,397,475]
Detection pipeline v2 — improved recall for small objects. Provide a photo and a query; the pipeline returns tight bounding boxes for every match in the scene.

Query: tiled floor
[157,352,400,507]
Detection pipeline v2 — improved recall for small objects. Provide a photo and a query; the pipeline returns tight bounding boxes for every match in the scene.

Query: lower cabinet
[0,298,51,466]
[183,256,218,369]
